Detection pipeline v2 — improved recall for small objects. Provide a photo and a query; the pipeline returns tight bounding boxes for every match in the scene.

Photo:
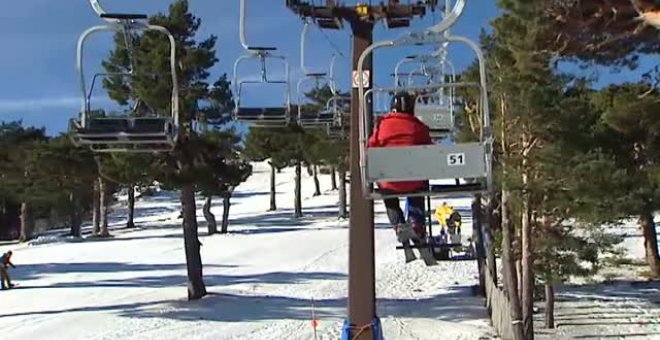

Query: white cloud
[0,96,113,113]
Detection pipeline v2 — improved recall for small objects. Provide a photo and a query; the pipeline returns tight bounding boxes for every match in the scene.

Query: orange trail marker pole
[311,297,318,340]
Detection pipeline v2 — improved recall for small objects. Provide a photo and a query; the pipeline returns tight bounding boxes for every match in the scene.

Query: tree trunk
[181,183,207,300]
[99,177,110,237]
[93,179,101,235]
[545,282,555,329]
[294,161,303,218]
[521,196,535,339]
[502,188,525,340]
[521,132,535,340]
[331,166,338,190]
[269,162,277,211]
[486,194,499,285]
[127,184,136,229]
[517,259,523,303]
[203,196,217,235]
[338,169,348,219]
[19,202,34,242]
[313,165,321,196]
[521,216,534,338]
[69,193,82,238]
[640,209,660,277]
[472,194,486,296]
[220,193,231,234]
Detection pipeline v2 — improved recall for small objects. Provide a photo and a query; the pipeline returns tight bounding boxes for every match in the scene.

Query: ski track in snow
[0,162,495,340]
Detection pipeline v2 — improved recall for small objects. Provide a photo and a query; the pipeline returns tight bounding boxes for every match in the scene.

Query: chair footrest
[78,117,173,134]
[247,46,277,52]
[100,13,148,20]
[236,107,288,117]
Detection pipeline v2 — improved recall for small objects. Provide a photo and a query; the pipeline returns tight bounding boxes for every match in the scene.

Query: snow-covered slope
[0,161,494,340]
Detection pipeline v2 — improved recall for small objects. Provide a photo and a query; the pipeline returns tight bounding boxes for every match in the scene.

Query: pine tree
[541,0,660,279]
[586,82,660,277]
[273,124,307,218]
[100,0,235,299]
[300,85,350,197]
[300,84,350,214]
[464,2,580,337]
[542,1,660,68]
[195,129,252,235]
[96,153,154,230]
[32,135,98,237]
[0,122,48,242]
[243,127,290,211]
[196,74,243,235]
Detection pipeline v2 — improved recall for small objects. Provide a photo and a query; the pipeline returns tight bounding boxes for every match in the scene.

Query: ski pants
[0,266,11,288]
[383,196,426,228]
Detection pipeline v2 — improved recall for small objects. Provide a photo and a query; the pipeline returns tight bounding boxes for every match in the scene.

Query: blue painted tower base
[340,317,384,340]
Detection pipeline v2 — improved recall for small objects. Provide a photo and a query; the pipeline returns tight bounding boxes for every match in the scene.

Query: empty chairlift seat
[71,116,176,146]
[234,107,290,125]
[414,102,453,135]
[298,110,336,127]
[73,3,181,153]
[99,13,148,20]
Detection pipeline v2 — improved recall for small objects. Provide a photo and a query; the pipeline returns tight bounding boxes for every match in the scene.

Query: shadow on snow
[0,284,488,326]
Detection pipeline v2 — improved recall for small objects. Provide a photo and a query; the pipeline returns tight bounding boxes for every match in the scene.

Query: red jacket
[368,112,433,193]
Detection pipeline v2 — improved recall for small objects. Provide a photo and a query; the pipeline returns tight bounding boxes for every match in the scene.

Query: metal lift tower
[285,1,441,339]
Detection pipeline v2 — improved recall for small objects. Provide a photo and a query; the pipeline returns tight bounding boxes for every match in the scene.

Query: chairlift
[356,0,493,200]
[296,20,337,128]
[232,0,291,127]
[393,53,443,87]
[391,49,457,138]
[414,62,457,137]
[324,94,351,139]
[70,0,180,153]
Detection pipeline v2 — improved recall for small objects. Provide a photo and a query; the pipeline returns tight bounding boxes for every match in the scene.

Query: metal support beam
[349,18,375,340]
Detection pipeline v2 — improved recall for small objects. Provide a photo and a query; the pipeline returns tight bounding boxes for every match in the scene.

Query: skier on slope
[368,91,434,243]
[435,202,462,234]
[0,250,16,290]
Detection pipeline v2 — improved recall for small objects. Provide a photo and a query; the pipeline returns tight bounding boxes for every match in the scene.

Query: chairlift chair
[232,0,292,127]
[393,53,442,87]
[359,0,487,262]
[356,0,493,201]
[296,21,339,128]
[392,50,457,138]
[324,94,351,139]
[70,0,180,153]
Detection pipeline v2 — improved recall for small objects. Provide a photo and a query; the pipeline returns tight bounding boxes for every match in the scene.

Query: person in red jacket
[368,91,434,242]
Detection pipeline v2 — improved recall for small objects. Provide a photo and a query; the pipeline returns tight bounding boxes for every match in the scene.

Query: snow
[533,215,660,339]
[535,280,660,340]
[0,161,495,340]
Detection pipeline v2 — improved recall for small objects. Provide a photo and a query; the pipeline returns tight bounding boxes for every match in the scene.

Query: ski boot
[394,223,418,263]
[409,222,436,266]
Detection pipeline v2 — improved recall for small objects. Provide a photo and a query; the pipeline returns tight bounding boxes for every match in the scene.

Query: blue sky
[0,1,652,136]
[0,1,497,135]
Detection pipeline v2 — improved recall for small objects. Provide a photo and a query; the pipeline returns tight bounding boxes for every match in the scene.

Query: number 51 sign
[447,153,465,166]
